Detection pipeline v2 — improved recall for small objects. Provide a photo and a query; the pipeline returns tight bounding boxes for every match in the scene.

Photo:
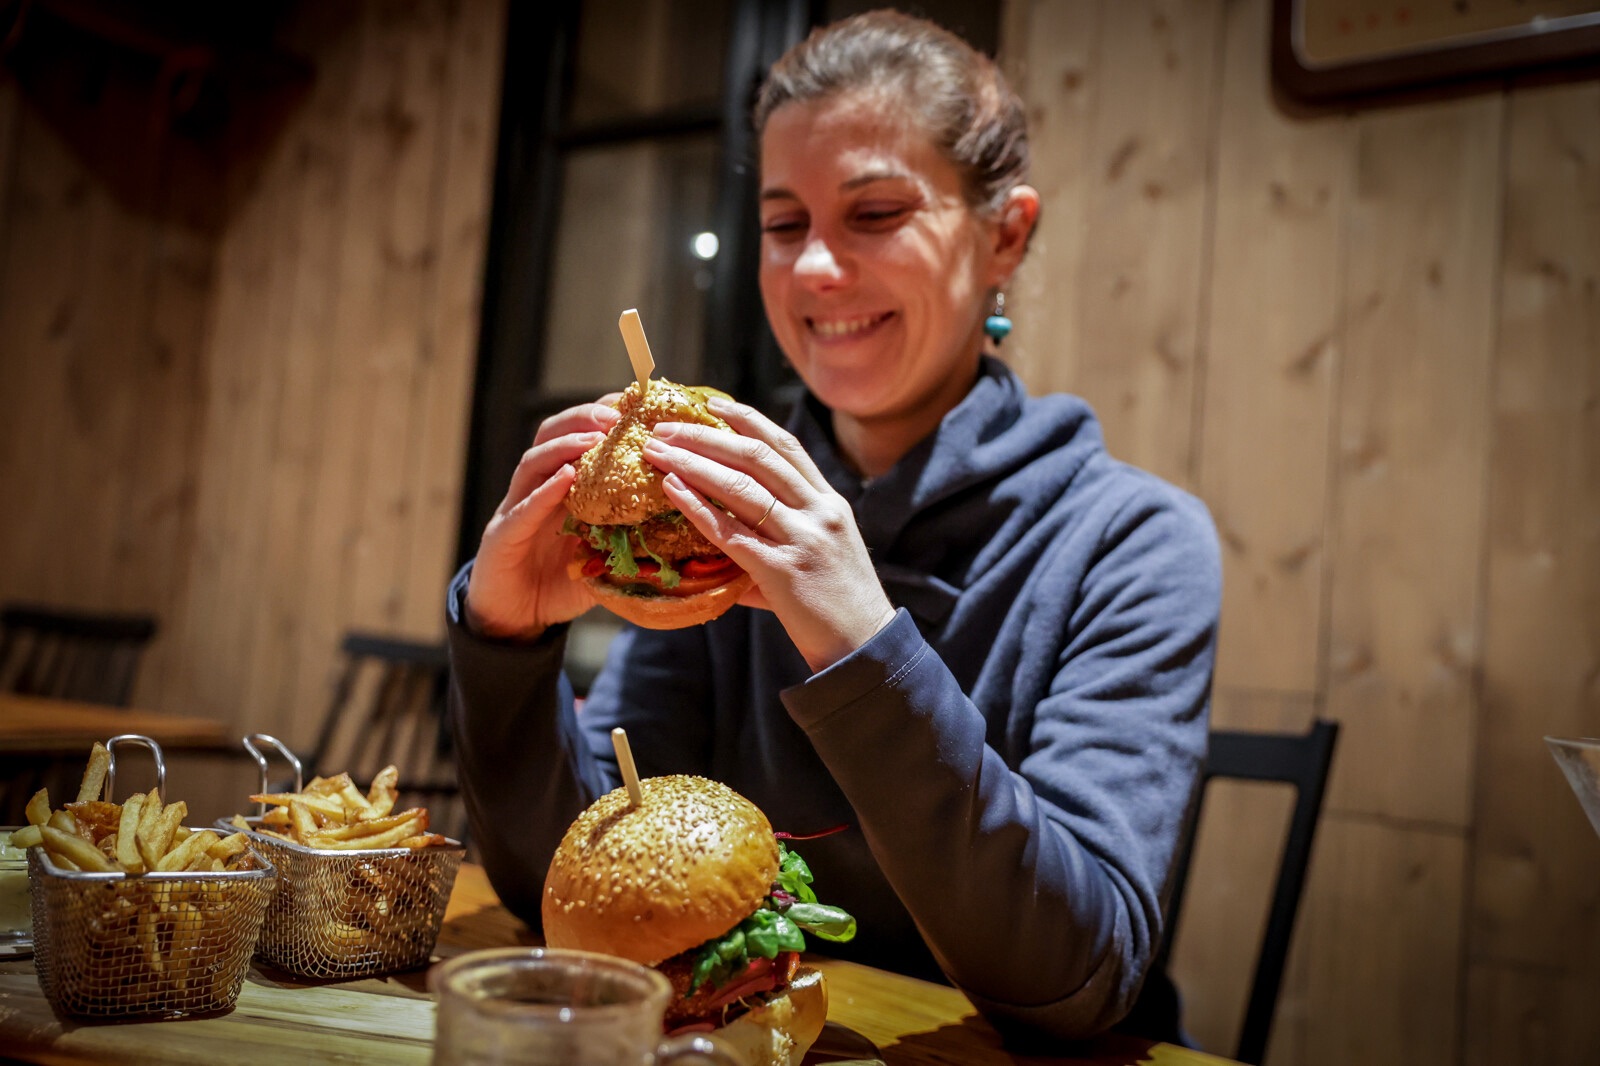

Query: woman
[448,9,1220,1046]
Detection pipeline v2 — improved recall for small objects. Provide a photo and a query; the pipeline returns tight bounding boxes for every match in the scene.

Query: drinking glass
[429,947,746,1066]
[0,829,30,956]
[1545,736,1600,839]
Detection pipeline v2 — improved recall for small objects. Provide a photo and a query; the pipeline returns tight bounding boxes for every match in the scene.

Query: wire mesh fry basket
[29,736,277,1019]
[226,734,465,979]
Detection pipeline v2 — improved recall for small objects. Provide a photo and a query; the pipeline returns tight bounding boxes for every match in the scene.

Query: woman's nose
[794,236,847,287]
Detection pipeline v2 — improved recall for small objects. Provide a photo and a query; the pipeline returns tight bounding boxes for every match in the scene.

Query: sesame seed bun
[566,379,731,527]
[542,775,781,966]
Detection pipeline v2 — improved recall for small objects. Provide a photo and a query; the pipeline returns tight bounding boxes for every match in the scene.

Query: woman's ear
[988,184,1040,283]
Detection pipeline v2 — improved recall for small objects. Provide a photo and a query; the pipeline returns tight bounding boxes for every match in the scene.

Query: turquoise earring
[984,291,1012,345]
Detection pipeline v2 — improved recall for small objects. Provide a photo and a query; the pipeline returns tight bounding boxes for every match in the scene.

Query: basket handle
[105,734,166,802]
[242,734,303,814]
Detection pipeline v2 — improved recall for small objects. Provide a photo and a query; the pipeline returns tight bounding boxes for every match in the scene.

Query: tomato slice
[679,555,737,579]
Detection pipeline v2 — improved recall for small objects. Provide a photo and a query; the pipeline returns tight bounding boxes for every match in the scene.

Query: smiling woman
[447,8,1221,1055]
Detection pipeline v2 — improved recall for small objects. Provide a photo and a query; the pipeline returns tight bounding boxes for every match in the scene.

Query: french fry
[306,772,355,796]
[137,909,165,975]
[47,809,83,840]
[41,825,117,872]
[336,780,373,820]
[76,741,110,803]
[137,799,181,871]
[310,815,425,851]
[65,800,122,842]
[10,824,43,849]
[137,787,163,840]
[251,791,345,821]
[229,814,252,832]
[116,793,147,873]
[25,788,51,826]
[367,766,399,817]
[290,799,321,842]
[206,831,250,863]
[396,833,451,849]
[156,830,217,873]
[312,808,426,842]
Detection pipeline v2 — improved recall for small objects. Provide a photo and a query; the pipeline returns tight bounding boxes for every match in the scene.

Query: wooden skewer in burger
[541,728,856,1066]
[561,309,754,629]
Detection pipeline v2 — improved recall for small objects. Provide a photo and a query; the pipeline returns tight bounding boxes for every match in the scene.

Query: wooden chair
[0,603,158,706]
[1160,719,1340,1066]
[303,632,467,846]
[0,603,161,823]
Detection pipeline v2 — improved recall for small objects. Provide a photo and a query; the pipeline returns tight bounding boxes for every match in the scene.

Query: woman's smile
[807,311,895,342]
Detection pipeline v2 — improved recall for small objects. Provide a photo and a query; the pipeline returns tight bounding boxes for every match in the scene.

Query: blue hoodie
[446,355,1221,1043]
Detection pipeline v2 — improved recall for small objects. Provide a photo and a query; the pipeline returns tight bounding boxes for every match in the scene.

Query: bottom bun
[713,965,828,1066]
[585,571,753,630]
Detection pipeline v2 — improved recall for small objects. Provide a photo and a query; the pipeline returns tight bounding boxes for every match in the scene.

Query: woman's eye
[853,205,910,227]
[761,217,806,237]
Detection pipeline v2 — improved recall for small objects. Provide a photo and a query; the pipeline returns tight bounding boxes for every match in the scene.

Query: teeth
[811,315,881,338]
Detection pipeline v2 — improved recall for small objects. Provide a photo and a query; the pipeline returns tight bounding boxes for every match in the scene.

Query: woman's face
[757,91,1032,437]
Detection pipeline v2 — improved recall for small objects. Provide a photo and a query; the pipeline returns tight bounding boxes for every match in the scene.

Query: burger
[562,377,754,630]
[542,775,856,1066]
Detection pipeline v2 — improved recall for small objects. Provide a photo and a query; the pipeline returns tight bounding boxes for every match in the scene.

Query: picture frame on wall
[1272,0,1600,101]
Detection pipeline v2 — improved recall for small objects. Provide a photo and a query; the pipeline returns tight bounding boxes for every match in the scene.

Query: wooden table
[0,692,231,755]
[0,864,1240,1065]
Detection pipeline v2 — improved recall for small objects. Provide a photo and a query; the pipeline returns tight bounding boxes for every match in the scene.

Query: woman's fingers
[531,401,619,448]
[643,433,789,534]
[705,396,832,493]
[500,430,605,515]
[495,460,579,545]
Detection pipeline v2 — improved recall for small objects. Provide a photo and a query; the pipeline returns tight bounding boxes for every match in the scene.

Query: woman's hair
[753,9,1030,216]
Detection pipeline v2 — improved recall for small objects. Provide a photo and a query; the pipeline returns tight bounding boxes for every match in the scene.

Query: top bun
[542,775,780,966]
[567,379,731,527]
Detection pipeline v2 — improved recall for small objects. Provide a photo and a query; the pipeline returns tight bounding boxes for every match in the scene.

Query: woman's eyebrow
[841,169,912,191]
[760,170,916,202]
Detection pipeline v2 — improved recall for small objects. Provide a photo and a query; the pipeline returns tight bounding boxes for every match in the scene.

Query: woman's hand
[642,396,897,672]
[464,400,620,640]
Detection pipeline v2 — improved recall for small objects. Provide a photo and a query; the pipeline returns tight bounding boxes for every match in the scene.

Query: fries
[236,763,461,978]
[23,741,277,1020]
[23,742,254,876]
[243,764,448,851]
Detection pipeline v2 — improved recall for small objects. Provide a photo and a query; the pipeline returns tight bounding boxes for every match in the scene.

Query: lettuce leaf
[684,841,856,993]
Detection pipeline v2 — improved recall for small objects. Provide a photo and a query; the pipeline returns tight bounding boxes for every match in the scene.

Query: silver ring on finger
[752,495,777,531]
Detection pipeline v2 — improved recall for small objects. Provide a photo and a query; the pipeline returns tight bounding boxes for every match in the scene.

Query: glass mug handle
[655,1033,747,1065]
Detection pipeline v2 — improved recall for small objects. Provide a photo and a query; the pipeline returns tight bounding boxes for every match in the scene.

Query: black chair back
[306,632,466,845]
[0,604,158,706]
[0,603,161,822]
[1161,719,1340,1065]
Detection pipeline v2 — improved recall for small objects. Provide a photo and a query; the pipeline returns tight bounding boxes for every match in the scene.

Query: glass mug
[430,947,748,1066]
[0,828,30,952]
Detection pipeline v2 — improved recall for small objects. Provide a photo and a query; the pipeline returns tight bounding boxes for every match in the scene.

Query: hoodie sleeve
[443,563,606,928]
[780,484,1219,1040]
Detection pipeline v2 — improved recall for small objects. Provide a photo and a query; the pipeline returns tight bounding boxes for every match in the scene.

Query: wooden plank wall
[1003,1,1598,1064]
[0,0,505,773]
